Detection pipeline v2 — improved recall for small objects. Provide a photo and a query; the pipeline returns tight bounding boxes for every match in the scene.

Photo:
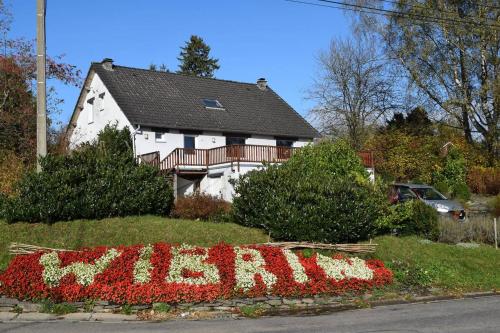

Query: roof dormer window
[202,98,225,110]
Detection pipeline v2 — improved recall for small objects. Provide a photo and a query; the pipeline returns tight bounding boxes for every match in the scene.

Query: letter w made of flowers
[39,249,121,287]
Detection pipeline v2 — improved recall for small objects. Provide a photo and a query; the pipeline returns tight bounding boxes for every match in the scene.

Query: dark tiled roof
[92,63,320,139]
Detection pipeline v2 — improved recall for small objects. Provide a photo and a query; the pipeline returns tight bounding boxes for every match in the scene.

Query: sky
[8,0,351,126]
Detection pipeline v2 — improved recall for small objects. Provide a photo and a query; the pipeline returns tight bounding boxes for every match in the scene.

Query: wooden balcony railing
[138,145,375,173]
[136,151,160,168]
[156,144,298,172]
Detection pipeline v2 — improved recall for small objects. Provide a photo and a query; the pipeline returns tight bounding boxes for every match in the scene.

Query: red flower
[0,243,393,304]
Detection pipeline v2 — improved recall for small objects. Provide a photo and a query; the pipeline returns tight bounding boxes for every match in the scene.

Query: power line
[285,0,500,30]
[316,0,500,29]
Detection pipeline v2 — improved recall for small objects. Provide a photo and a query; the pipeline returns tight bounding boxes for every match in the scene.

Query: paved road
[0,296,499,333]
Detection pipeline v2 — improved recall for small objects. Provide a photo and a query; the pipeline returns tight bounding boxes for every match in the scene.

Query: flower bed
[0,243,392,304]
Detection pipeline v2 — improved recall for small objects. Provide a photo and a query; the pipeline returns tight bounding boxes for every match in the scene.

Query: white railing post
[494,217,498,250]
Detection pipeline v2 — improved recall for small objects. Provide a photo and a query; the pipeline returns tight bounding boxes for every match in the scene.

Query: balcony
[137,145,374,174]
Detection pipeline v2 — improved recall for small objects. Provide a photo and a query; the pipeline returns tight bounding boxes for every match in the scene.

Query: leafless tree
[309,36,396,149]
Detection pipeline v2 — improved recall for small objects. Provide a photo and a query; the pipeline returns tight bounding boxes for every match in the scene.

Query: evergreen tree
[386,107,433,136]
[149,63,169,72]
[177,35,219,78]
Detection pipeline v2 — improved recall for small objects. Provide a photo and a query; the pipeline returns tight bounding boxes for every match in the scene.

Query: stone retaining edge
[0,290,498,321]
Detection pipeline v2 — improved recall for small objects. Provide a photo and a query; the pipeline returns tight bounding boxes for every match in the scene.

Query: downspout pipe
[131,125,141,159]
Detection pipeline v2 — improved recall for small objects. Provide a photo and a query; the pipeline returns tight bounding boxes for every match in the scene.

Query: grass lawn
[374,236,500,292]
[1,217,498,292]
[0,215,269,271]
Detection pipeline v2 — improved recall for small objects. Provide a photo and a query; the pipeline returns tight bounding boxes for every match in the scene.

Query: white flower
[133,245,154,284]
[283,249,309,284]
[234,247,277,291]
[316,255,373,281]
[166,244,220,285]
[40,249,121,287]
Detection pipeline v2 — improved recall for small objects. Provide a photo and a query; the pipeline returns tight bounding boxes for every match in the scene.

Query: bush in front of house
[171,193,231,221]
[1,125,174,223]
[376,200,439,240]
[231,140,386,244]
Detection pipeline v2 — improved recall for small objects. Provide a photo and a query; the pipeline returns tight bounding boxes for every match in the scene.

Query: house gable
[68,70,132,149]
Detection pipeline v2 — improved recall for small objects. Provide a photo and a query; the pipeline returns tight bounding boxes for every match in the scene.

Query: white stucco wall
[246,135,276,146]
[69,74,132,149]
[196,132,225,149]
[293,140,312,148]
[200,162,266,201]
[134,130,184,160]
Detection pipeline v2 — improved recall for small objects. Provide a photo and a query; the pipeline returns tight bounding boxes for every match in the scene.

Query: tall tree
[386,107,434,136]
[177,35,220,78]
[0,2,80,164]
[379,0,499,162]
[309,36,396,149]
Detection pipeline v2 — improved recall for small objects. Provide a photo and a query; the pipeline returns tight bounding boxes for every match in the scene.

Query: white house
[68,59,372,200]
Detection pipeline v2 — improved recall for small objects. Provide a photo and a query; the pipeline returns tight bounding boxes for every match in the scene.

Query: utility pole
[36,0,47,172]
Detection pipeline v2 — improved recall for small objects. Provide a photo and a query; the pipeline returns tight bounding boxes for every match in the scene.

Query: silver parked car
[389,183,466,221]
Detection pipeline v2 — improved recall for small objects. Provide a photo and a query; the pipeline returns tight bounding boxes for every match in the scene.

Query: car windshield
[396,186,417,201]
[411,187,446,200]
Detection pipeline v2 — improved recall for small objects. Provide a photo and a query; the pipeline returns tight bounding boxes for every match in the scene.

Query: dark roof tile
[92,63,320,138]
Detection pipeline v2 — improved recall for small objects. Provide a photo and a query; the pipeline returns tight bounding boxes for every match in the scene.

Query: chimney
[256,77,267,90]
[101,58,114,71]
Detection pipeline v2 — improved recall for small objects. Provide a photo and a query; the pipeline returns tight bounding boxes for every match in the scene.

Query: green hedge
[231,140,385,243]
[376,200,439,240]
[2,125,174,223]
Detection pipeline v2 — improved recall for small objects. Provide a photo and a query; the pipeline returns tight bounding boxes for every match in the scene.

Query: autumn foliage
[171,193,231,221]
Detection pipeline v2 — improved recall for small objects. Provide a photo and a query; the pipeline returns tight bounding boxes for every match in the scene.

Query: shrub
[171,193,231,221]
[0,192,6,218]
[365,130,440,183]
[451,183,471,202]
[232,141,386,243]
[433,181,450,197]
[2,125,174,223]
[467,166,500,195]
[388,260,433,290]
[432,147,470,201]
[376,200,439,240]
[0,149,25,196]
[438,215,497,245]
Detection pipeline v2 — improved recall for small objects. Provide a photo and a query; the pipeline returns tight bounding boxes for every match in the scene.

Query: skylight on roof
[202,99,225,110]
